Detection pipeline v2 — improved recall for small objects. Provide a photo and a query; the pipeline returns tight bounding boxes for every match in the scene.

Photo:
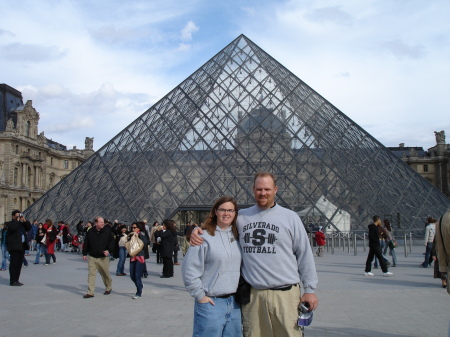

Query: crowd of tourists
[1,171,449,337]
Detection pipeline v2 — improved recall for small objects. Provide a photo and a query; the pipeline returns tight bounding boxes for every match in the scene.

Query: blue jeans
[116,247,127,274]
[193,295,242,337]
[34,243,43,264]
[130,260,144,296]
[422,242,433,267]
[1,244,10,269]
[383,242,398,266]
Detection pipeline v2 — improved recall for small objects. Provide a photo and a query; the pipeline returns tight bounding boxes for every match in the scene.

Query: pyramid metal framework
[24,35,449,230]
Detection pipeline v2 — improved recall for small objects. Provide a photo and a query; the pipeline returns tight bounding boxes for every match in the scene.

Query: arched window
[26,121,31,137]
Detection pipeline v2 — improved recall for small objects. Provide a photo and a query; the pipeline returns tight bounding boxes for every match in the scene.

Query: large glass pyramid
[24,35,449,230]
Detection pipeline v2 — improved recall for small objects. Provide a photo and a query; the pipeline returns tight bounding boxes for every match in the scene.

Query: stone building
[0,84,94,223]
[388,130,449,198]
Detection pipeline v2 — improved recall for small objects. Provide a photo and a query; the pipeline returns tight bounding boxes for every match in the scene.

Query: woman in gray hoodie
[182,196,242,337]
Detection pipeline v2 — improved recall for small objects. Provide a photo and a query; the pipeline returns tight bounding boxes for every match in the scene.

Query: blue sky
[1,0,449,150]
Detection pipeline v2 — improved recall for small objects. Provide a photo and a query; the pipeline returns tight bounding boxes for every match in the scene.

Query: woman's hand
[198,296,215,305]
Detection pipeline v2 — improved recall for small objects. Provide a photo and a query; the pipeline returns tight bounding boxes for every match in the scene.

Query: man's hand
[300,293,318,311]
[190,227,204,246]
[103,250,109,257]
[82,256,87,261]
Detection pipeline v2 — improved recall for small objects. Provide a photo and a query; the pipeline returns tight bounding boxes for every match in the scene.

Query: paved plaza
[1,244,449,337]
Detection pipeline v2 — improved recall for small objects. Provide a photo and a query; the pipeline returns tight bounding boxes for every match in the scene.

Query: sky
[1,0,449,151]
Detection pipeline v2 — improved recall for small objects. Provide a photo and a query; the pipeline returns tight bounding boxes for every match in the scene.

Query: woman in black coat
[160,219,177,278]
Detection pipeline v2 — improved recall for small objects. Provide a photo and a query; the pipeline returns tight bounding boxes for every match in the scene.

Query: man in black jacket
[82,217,115,298]
[6,210,31,286]
[364,215,393,277]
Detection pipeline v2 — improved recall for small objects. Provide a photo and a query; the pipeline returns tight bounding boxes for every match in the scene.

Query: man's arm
[189,227,204,246]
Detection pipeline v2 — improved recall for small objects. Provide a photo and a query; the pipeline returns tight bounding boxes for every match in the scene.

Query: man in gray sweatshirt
[191,172,318,337]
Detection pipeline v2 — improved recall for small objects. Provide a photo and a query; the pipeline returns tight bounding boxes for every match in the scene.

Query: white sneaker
[132,295,141,299]
[364,272,374,276]
[383,272,393,277]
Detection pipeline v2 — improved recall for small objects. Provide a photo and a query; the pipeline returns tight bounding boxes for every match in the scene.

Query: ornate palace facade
[0,84,94,223]
[388,131,449,198]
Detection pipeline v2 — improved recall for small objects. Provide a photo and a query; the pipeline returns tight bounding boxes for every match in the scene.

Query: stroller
[71,235,80,253]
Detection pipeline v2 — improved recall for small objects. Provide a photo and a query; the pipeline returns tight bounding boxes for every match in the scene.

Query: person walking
[315,226,326,257]
[82,217,115,298]
[182,196,242,337]
[5,210,31,286]
[383,219,397,267]
[421,217,436,268]
[364,215,393,277]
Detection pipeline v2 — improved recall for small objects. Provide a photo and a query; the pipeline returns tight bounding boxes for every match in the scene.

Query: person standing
[160,220,177,278]
[364,215,393,277]
[5,210,31,286]
[383,220,397,267]
[33,223,46,265]
[128,222,149,299]
[315,226,326,257]
[44,220,58,265]
[82,217,115,298]
[191,172,319,337]
[1,224,10,271]
[421,217,436,268]
[435,209,450,293]
[182,196,242,337]
[115,225,128,276]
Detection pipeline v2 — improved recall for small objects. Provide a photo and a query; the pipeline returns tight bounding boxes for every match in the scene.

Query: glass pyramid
[24,35,449,230]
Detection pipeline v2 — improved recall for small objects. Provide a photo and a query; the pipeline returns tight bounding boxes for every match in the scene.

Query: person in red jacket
[315,226,326,257]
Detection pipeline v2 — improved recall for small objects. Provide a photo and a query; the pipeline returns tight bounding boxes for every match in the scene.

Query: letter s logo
[252,229,266,246]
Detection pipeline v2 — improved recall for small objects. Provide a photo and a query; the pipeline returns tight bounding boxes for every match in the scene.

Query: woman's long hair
[384,219,392,232]
[162,219,176,233]
[202,196,238,238]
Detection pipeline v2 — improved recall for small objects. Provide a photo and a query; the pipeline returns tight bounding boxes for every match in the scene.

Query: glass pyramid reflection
[23,34,449,230]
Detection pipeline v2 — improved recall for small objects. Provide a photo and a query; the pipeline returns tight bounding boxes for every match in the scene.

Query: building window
[423,164,428,173]
[14,167,18,186]
[50,158,53,166]
[63,160,68,169]
[15,145,19,154]
[26,121,31,137]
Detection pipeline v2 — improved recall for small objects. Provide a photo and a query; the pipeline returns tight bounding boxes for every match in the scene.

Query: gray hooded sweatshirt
[182,226,241,302]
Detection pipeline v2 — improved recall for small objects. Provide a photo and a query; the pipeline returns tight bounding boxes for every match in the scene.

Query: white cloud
[180,21,199,42]
[380,39,426,60]
[0,28,15,37]
[0,43,67,62]
[1,0,449,151]
[305,6,354,26]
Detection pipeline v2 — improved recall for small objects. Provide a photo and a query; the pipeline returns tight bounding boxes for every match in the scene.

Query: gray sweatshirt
[238,204,318,293]
[181,226,241,301]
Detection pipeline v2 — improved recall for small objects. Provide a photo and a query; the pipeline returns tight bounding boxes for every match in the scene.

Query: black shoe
[160,275,169,278]
[83,294,94,298]
[10,282,23,286]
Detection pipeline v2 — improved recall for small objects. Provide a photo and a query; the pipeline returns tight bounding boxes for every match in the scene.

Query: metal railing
[308,230,424,257]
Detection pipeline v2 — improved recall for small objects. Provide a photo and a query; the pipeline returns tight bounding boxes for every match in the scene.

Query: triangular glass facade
[24,35,449,230]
